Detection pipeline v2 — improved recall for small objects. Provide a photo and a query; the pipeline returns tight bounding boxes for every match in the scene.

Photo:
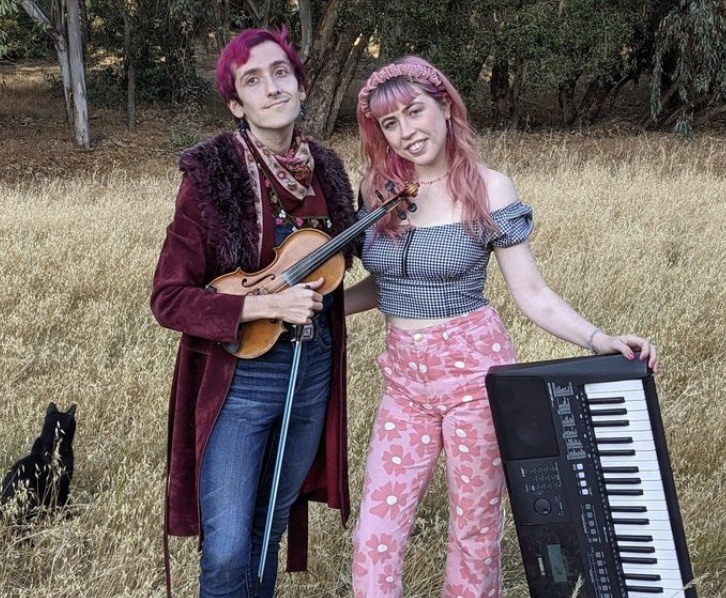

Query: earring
[237,118,247,134]
[386,145,391,156]
[300,103,307,120]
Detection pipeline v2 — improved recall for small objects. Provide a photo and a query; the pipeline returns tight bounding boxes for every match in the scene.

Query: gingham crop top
[360,201,534,319]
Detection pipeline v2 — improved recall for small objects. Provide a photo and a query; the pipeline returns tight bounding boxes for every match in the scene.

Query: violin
[206,181,420,358]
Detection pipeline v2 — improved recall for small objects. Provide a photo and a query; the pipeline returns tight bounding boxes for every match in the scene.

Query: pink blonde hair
[216,26,306,104]
[356,56,494,235]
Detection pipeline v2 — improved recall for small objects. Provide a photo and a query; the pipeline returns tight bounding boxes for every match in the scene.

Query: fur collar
[179,132,355,273]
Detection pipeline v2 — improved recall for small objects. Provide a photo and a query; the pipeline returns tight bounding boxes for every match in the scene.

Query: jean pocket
[313,324,333,353]
[459,329,516,366]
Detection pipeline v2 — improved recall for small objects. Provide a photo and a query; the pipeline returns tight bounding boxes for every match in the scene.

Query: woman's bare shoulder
[477,164,520,212]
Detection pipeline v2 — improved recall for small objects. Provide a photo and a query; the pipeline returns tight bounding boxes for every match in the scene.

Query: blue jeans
[198,321,333,598]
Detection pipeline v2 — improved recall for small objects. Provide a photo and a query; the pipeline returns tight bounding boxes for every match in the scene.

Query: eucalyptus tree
[650,0,726,136]
[2,0,90,148]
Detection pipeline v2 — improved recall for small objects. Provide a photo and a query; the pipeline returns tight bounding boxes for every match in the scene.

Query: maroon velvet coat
[150,132,356,572]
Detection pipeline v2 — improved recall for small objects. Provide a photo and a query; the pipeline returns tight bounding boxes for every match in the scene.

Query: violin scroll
[377,180,420,219]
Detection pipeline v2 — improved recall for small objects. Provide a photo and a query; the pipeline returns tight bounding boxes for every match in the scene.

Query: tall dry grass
[1,132,724,597]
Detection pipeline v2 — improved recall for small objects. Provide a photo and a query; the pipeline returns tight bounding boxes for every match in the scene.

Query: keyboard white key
[628,591,688,598]
[584,380,689,595]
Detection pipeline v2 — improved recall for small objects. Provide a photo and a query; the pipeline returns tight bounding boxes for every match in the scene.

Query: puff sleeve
[487,201,534,248]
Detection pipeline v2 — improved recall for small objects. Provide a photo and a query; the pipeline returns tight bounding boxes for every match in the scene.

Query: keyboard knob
[534,498,552,516]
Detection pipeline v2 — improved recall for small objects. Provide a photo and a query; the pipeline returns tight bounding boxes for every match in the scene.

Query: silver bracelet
[587,328,603,354]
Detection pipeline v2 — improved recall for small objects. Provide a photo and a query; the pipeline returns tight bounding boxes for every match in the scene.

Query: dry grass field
[1,62,725,597]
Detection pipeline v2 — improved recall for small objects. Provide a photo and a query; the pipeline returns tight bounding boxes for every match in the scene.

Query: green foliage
[4,0,723,132]
[650,0,726,131]
[80,0,299,109]
[332,0,664,125]
[505,0,641,93]
[361,1,493,101]
[87,0,211,106]
[0,2,53,59]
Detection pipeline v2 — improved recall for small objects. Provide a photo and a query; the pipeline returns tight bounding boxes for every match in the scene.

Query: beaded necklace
[262,172,332,233]
[416,170,450,185]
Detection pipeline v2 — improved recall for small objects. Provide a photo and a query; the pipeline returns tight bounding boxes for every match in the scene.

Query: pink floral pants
[352,306,517,598]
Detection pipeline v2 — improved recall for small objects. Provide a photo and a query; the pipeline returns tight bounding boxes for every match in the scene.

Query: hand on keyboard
[592,333,659,372]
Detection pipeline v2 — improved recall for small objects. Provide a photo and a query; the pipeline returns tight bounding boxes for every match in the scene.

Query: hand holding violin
[241,278,325,325]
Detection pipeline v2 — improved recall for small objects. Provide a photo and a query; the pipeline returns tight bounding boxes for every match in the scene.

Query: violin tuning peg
[375,190,385,203]
[396,207,407,220]
[384,180,396,193]
[406,201,418,213]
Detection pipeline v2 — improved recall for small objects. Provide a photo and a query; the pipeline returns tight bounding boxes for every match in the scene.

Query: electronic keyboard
[485,353,696,597]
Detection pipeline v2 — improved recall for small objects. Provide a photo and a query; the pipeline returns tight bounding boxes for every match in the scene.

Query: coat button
[413,333,424,342]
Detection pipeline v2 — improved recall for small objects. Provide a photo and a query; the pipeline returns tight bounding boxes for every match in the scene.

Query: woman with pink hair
[345,56,659,597]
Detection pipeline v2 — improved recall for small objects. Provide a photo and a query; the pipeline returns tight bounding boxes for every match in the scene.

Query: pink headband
[358,62,446,119]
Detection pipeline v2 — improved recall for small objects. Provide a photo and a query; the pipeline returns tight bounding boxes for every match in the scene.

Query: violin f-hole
[241,273,276,289]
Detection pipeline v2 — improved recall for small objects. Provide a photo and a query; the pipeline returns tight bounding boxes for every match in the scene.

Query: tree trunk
[19,0,68,117]
[56,37,75,137]
[212,0,231,50]
[298,0,313,61]
[19,0,90,148]
[578,78,615,125]
[305,28,365,139]
[122,8,136,130]
[490,58,512,126]
[242,0,271,28]
[67,0,90,148]
[510,65,523,128]
[558,78,577,125]
[305,0,344,91]
[323,32,368,136]
[303,0,368,138]
[605,74,633,113]
[695,102,726,126]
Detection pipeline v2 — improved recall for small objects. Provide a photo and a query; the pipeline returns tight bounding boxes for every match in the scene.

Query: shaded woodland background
[1,0,725,147]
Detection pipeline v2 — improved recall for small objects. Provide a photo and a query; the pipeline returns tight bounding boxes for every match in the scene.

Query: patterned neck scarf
[236,129,315,203]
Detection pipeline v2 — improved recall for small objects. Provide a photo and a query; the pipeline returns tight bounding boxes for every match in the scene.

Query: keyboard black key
[592,420,630,427]
[587,396,626,404]
[604,477,642,484]
[588,408,628,416]
[623,573,660,581]
[596,436,633,444]
[621,557,659,566]
[598,449,636,456]
[612,518,650,525]
[601,466,640,473]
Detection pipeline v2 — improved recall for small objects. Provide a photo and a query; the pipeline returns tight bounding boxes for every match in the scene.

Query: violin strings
[268,186,414,294]
[284,205,390,284]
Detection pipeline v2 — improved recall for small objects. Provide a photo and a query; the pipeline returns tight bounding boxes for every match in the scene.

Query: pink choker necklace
[416,170,450,185]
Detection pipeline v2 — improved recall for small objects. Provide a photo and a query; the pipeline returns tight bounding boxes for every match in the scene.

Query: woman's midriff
[386,313,459,330]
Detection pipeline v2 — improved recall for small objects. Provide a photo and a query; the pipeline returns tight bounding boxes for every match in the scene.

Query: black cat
[1,402,77,515]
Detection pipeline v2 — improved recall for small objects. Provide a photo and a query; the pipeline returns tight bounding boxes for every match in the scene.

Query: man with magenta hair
[151,27,356,597]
